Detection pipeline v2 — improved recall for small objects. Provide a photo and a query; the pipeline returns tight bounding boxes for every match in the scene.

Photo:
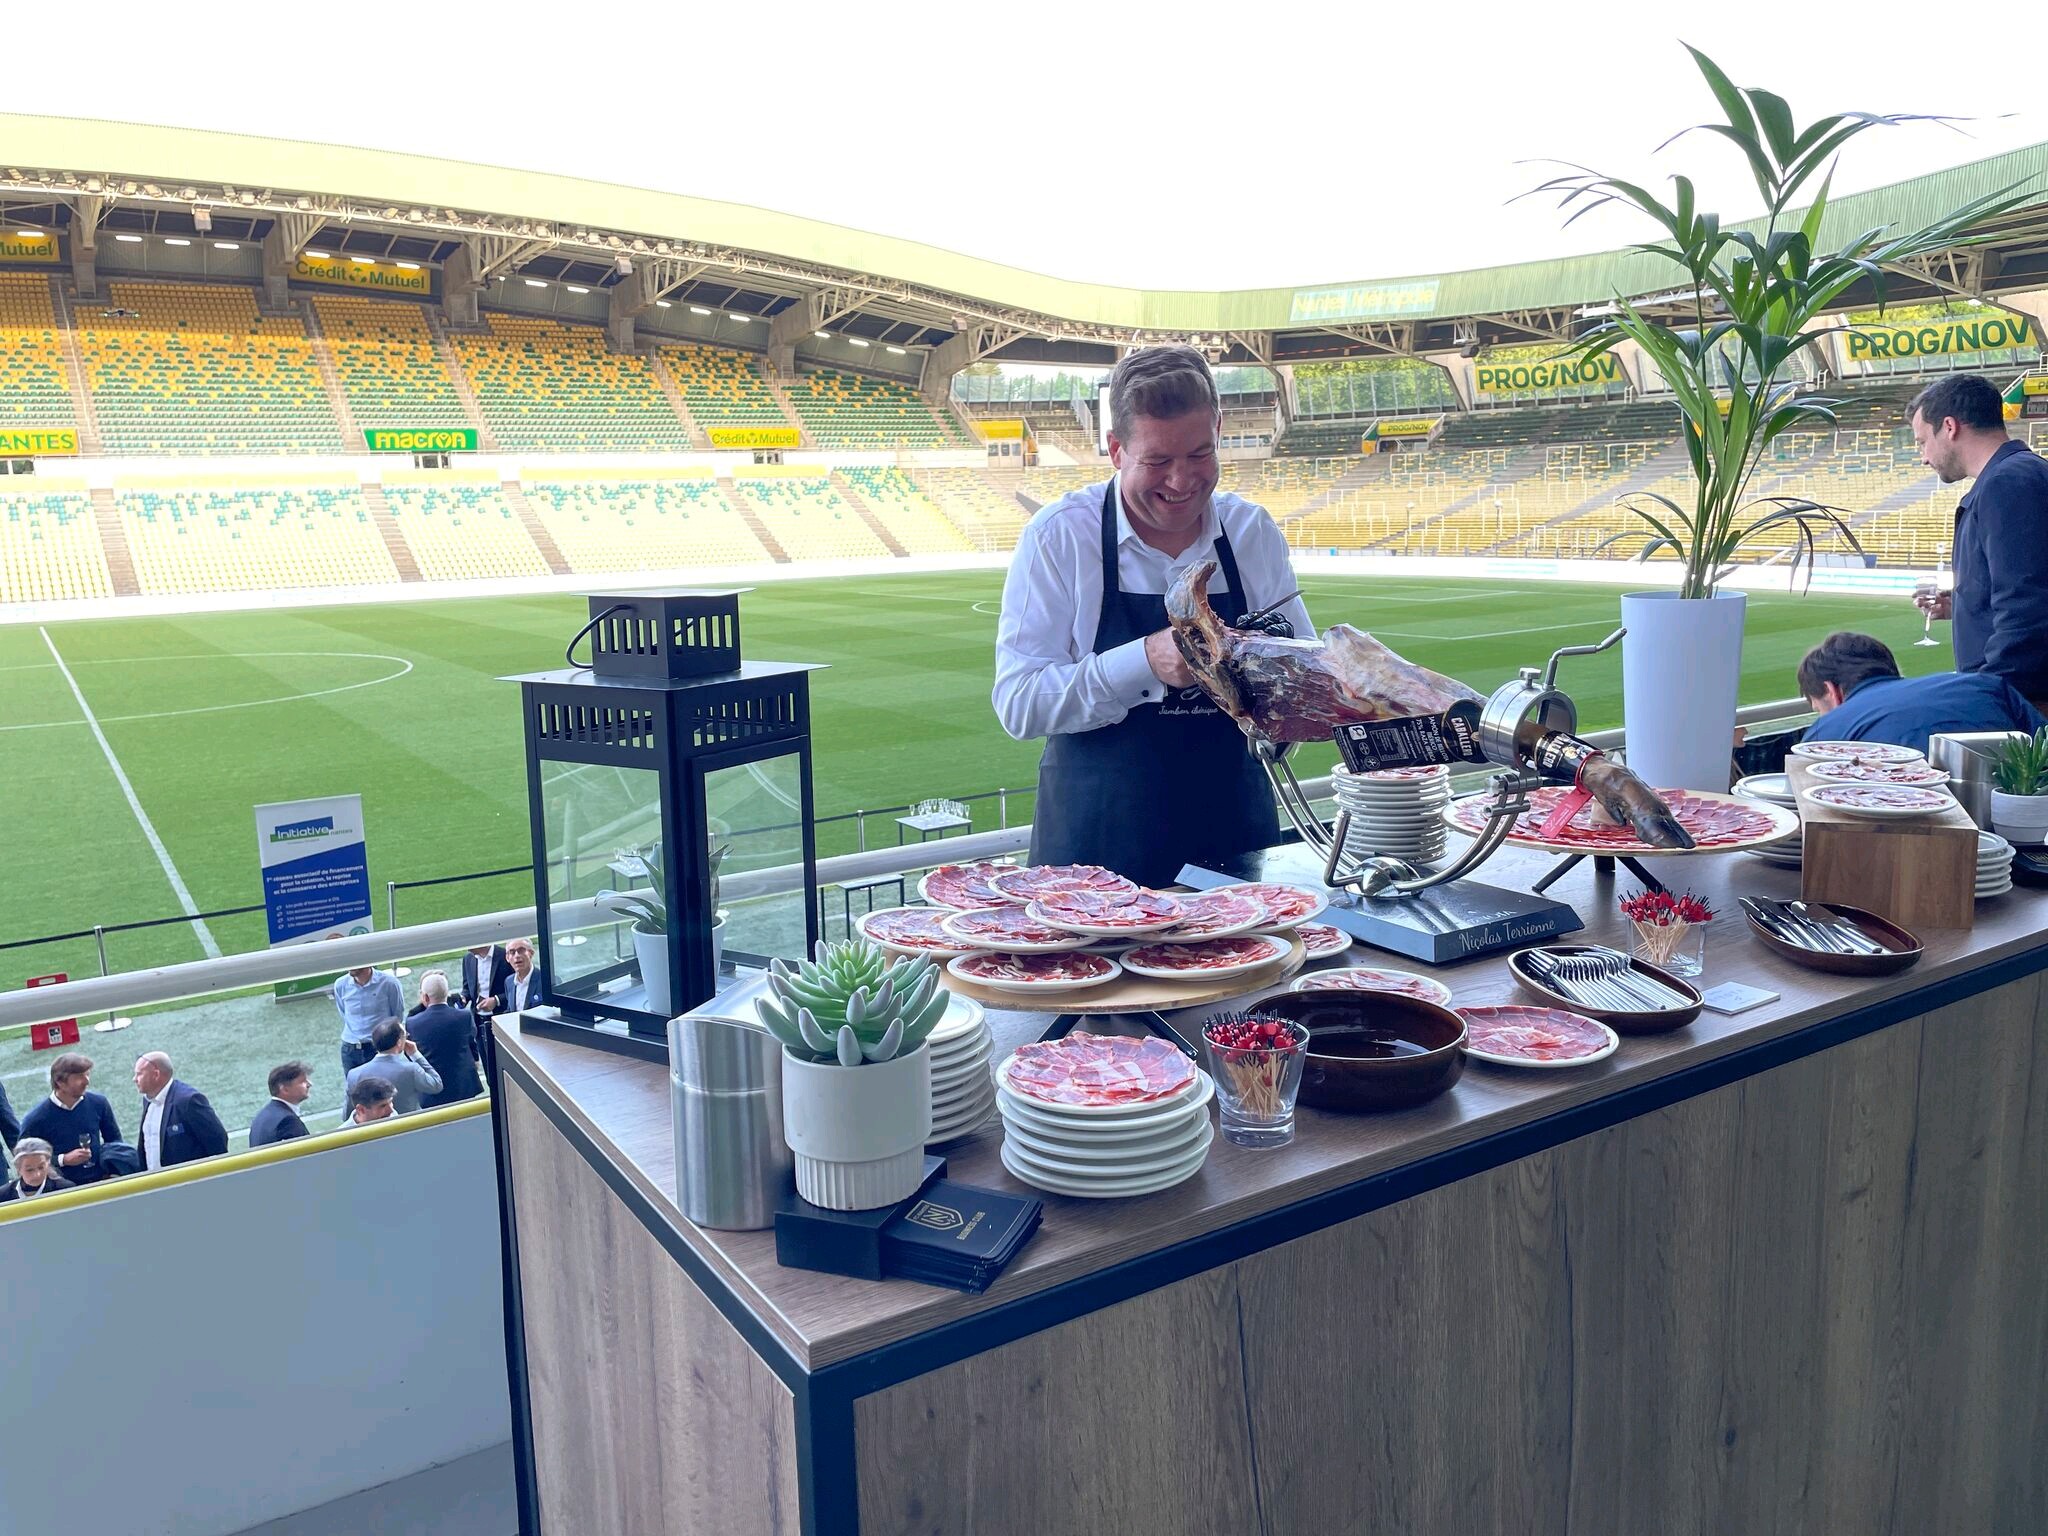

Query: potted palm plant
[1990,728,2048,845]
[1532,47,2028,791]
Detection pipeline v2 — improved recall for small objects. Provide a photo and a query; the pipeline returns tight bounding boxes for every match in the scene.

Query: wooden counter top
[496,844,2048,1372]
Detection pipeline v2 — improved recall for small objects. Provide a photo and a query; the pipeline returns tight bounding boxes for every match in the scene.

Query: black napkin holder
[774,1155,947,1281]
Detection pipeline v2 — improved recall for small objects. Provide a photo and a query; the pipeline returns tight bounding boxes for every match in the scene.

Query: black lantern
[506,590,822,1058]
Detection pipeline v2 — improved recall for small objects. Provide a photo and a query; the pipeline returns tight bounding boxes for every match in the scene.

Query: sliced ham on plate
[1001,1031,1196,1106]
[990,864,1139,903]
[918,861,1024,909]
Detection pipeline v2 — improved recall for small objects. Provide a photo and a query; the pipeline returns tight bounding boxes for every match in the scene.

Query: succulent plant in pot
[1989,728,2048,845]
[759,938,949,1210]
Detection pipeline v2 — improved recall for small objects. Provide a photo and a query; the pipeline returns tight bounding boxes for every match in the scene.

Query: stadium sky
[26,2,2048,292]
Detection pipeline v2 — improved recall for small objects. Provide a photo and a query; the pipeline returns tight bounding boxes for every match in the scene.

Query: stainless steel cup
[668,1013,791,1231]
[1929,731,2026,830]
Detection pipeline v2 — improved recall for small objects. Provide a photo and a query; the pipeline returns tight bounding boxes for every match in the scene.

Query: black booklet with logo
[881,1180,1042,1294]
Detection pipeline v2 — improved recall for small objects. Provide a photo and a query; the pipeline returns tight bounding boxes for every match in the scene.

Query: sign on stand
[254,795,374,999]
[25,974,79,1049]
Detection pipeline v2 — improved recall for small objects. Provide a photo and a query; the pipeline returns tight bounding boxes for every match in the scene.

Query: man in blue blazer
[133,1052,229,1173]
[408,972,484,1107]
[496,937,547,1017]
[248,1062,313,1148]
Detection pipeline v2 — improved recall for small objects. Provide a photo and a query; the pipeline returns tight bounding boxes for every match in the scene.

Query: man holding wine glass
[1909,375,2048,713]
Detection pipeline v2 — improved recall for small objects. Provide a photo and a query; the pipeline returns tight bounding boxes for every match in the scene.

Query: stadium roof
[6,114,2048,367]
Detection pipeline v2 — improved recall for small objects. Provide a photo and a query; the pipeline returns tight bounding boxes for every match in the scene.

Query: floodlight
[524,278,548,288]
[847,338,870,347]
[306,249,328,259]
[192,207,212,232]
[163,237,191,246]
[213,241,239,251]
[887,346,906,355]
[815,331,830,339]
[728,313,750,323]
[567,285,589,294]
[690,306,712,315]
[16,227,40,238]
[655,299,672,308]
[115,233,143,243]
[396,261,420,270]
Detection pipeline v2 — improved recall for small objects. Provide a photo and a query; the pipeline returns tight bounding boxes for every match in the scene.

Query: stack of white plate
[925,996,995,1144]
[1978,831,2016,900]
[1331,764,1451,864]
[1735,772,1803,868]
[994,1063,1215,1199]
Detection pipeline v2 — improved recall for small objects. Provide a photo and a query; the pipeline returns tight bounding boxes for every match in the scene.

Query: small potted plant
[1990,728,2048,845]
[1620,886,1715,977]
[599,837,732,1015]
[758,937,949,1210]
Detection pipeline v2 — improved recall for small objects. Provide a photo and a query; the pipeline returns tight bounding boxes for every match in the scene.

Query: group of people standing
[0,1049,228,1201]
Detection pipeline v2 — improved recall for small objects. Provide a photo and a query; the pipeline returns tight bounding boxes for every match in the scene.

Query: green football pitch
[0,569,1941,1137]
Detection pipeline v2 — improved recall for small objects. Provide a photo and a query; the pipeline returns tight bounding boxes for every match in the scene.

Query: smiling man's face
[1110,407,1221,553]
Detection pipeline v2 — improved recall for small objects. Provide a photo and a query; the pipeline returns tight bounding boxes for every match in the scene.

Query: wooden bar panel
[1231,975,2046,1536]
[505,1079,801,1536]
[853,1265,1261,1536]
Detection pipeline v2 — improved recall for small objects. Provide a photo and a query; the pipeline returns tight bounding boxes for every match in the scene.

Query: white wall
[0,1113,510,1536]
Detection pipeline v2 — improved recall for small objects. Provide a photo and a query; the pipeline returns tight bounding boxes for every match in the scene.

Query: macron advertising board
[255,795,374,998]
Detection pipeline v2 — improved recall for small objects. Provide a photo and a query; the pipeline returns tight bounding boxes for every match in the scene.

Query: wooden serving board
[1788,760,1977,930]
[942,936,1307,1015]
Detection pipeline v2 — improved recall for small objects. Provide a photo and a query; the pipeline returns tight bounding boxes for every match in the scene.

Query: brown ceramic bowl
[1740,900,1922,976]
[1259,989,1466,1113]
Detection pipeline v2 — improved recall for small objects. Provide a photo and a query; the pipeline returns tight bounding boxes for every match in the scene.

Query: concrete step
[829,474,908,556]
[48,278,104,454]
[645,351,708,448]
[360,483,422,581]
[425,310,498,450]
[297,298,367,452]
[719,480,791,563]
[88,487,139,597]
[501,481,571,575]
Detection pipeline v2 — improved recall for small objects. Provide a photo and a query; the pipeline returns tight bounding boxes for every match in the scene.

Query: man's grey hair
[138,1050,172,1076]
[420,970,450,1003]
[12,1137,53,1161]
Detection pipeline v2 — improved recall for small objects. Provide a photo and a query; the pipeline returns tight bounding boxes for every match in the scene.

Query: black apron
[1029,485,1280,886]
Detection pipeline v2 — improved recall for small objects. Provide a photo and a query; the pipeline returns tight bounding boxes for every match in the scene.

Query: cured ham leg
[1166,559,1479,744]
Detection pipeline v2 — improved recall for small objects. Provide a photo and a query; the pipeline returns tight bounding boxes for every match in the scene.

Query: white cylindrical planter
[1619,591,1748,793]
[633,929,672,1016]
[781,1042,934,1210]
[1990,790,2048,845]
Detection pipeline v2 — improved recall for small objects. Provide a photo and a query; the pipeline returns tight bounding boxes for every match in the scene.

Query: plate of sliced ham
[1027,887,1186,936]
[1788,740,1926,764]
[1802,782,1955,819]
[1293,923,1354,959]
[1148,887,1271,943]
[1119,933,1291,980]
[938,906,1093,952]
[1291,965,1451,1005]
[947,950,1122,995]
[1209,881,1328,927]
[854,905,976,957]
[1807,760,1950,787]
[917,861,1024,909]
[996,1032,1198,1109]
[1456,1005,1618,1068]
[989,864,1138,903]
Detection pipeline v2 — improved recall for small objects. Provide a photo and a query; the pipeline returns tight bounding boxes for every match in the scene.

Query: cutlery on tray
[1738,897,1888,956]
[1521,948,1694,1013]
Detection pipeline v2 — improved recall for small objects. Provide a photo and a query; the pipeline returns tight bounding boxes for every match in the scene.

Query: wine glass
[1913,544,1949,647]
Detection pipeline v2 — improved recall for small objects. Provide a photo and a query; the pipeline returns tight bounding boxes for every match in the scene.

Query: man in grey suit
[343,1018,443,1116]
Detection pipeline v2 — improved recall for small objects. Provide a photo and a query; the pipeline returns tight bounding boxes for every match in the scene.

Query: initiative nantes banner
[0,428,77,456]
[254,795,374,999]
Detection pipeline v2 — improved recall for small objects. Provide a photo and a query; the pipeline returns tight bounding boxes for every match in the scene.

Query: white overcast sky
[18,1,2048,291]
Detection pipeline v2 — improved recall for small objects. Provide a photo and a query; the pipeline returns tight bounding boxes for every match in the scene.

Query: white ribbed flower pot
[781,1042,933,1211]
[632,929,672,1016]
[1990,789,2048,845]
[1619,590,1747,793]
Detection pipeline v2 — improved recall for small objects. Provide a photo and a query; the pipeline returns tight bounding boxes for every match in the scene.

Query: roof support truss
[467,232,557,282]
[1314,321,1415,357]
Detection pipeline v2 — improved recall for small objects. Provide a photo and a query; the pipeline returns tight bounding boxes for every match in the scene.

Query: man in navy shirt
[18,1053,123,1185]
[1908,375,2048,711]
[1798,631,2044,756]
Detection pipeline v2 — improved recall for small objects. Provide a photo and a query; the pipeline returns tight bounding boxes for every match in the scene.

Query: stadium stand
[1217,458,1371,519]
[523,472,773,570]
[117,478,397,594]
[661,344,795,432]
[731,471,890,559]
[379,474,551,583]
[0,482,111,602]
[0,273,77,438]
[74,283,346,455]
[311,296,471,432]
[784,368,971,449]
[450,313,692,452]
[837,466,973,554]
[908,469,1030,550]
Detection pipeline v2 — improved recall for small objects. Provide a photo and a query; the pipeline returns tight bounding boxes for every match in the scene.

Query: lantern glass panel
[539,758,665,1010]
[705,753,809,968]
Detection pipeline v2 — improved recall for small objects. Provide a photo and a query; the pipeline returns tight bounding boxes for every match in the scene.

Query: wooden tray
[1442,789,1800,857]
[1787,760,1976,930]
[941,936,1306,1015]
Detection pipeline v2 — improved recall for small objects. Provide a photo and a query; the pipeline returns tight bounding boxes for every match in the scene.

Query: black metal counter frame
[486,940,2048,1536]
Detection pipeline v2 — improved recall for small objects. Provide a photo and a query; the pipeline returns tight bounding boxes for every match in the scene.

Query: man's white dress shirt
[993,478,1312,742]
[141,1087,167,1171]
